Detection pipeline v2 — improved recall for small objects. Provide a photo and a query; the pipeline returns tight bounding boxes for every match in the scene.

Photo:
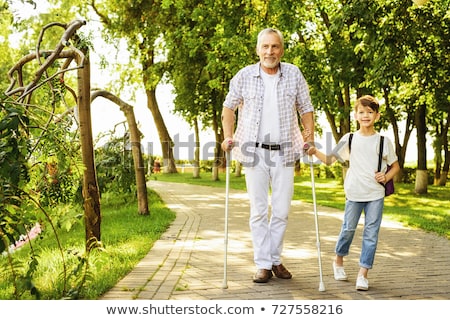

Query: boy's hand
[303,143,316,156]
[375,171,387,185]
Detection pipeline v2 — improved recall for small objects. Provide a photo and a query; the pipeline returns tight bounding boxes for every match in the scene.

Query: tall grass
[0,189,176,299]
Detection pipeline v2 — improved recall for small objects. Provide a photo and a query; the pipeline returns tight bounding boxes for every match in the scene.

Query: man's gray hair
[256,28,284,49]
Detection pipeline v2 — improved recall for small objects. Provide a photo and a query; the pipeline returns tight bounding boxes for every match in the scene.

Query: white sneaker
[333,261,348,281]
[356,275,369,291]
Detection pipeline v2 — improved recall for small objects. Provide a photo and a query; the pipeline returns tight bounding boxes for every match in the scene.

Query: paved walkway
[101,180,450,300]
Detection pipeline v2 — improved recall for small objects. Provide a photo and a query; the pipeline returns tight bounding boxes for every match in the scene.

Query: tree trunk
[193,118,200,178]
[126,111,149,215]
[439,171,448,186]
[383,87,412,184]
[211,106,221,181]
[146,88,178,173]
[434,153,442,186]
[90,90,149,215]
[415,170,428,193]
[138,45,177,174]
[294,160,301,176]
[235,161,242,177]
[76,53,102,250]
[439,108,449,186]
[415,104,428,194]
[212,146,220,181]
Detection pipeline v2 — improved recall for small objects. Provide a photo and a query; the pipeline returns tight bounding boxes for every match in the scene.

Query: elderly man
[221,28,315,283]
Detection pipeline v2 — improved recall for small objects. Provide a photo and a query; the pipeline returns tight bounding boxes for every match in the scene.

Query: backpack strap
[349,133,353,153]
[378,136,384,172]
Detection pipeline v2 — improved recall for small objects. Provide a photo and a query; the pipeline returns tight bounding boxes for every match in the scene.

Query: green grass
[152,172,450,239]
[0,189,176,300]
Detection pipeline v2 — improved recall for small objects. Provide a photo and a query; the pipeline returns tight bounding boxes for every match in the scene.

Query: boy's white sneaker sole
[333,262,348,281]
[356,275,369,291]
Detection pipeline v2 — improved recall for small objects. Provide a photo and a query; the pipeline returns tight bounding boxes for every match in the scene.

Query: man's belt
[255,142,281,151]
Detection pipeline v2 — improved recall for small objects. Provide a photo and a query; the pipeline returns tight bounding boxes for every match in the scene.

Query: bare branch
[5,50,81,97]
[5,20,87,101]
[90,0,110,25]
[35,22,67,67]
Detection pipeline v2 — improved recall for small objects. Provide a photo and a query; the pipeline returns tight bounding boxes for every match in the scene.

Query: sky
[10,1,427,163]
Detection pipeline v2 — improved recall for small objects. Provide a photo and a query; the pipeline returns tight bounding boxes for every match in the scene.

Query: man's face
[256,32,284,73]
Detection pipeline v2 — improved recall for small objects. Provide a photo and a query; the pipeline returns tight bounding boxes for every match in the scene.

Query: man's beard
[262,58,279,69]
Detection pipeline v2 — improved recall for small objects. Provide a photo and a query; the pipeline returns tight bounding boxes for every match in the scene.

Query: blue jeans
[335,198,384,269]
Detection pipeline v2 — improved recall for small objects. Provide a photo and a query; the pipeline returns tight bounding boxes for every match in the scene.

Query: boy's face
[354,105,380,128]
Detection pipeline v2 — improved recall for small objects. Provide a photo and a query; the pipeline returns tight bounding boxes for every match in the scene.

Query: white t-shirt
[258,69,280,143]
[332,132,398,201]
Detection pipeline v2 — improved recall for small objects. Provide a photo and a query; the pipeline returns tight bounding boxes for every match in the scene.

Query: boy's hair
[355,95,380,113]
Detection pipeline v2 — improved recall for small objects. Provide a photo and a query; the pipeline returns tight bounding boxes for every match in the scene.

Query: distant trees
[3,0,449,197]
[88,0,448,188]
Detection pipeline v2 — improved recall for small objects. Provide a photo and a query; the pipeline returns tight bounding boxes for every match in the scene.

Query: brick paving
[100,180,450,300]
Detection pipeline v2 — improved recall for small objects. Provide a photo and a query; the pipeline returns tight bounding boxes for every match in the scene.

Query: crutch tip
[319,282,326,292]
[222,279,228,289]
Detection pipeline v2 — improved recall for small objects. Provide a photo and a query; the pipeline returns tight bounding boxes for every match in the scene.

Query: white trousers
[244,148,294,269]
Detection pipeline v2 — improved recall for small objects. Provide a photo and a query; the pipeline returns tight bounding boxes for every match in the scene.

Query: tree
[5,19,102,250]
[275,0,448,192]
[411,2,450,187]
[405,1,450,192]
[91,0,178,173]
[162,0,257,179]
[21,0,446,192]
[91,90,149,214]
[0,1,16,89]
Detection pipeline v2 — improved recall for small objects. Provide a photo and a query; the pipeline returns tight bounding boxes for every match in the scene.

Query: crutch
[222,149,231,289]
[304,144,326,292]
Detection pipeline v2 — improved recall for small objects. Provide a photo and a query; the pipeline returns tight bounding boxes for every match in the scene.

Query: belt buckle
[261,143,280,151]
[270,144,281,150]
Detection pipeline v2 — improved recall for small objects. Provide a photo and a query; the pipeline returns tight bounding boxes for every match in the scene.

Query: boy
[307,95,400,290]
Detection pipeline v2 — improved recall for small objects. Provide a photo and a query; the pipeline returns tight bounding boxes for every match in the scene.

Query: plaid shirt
[223,62,314,166]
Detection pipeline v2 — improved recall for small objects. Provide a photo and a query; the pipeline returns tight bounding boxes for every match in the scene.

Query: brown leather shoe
[253,269,273,283]
[272,264,292,279]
